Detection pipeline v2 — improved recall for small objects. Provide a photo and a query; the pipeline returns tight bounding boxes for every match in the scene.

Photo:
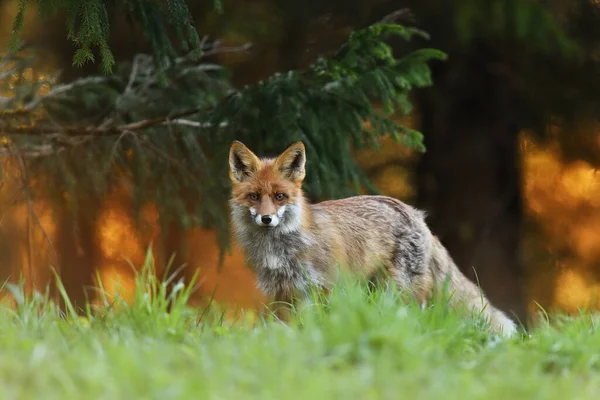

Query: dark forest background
[0,0,599,327]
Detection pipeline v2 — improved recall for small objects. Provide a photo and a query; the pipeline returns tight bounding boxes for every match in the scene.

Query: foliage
[0,21,446,255]
[7,0,222,73]
[1,253,600,399]
[401,0,600,163]
[448,0,578,55]
[209,23,446,198]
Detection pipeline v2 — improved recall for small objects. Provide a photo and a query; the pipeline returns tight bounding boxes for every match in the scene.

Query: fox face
[228,141,306,230]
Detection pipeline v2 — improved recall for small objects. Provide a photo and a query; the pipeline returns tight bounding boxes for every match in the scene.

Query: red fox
[228,140,518,336]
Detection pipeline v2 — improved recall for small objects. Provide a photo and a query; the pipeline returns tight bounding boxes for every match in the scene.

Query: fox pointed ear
[274,141,306,183]
[229,141,260,183]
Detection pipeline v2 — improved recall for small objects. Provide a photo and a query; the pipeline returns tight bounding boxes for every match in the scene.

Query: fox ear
[274,141,306,183]
[229,141,260,183]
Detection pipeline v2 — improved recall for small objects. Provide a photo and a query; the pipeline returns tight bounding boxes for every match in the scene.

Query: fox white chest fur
[230,201,325,297]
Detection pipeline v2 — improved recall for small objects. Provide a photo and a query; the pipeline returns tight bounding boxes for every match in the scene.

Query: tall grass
[0,251,599,399]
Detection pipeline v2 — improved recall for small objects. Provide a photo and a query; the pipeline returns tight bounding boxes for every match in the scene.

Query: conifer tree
[8,0,216,73]
[1,12,446,257]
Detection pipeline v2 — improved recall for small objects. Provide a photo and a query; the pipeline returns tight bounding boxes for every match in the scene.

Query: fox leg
[386,231,435,307]
[386,265,433,307]
[265,290,295,323]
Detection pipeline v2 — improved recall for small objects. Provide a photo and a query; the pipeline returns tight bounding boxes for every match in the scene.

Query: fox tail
[429,237,518,337]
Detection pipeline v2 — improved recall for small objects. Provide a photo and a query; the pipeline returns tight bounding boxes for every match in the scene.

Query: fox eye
[274,193,286,202]
[248,193,260,201]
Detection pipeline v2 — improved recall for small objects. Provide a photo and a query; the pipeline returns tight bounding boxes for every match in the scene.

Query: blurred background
[0,0,598,327]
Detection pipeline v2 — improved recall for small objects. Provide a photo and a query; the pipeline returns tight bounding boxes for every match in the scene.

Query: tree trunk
[415,69,529,326]
[277,15,310,71]
[56,208,99,313]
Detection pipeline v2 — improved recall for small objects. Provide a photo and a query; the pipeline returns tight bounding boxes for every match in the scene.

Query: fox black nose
[261,215,273,225]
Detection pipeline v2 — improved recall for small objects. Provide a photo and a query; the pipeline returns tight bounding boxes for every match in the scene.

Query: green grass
[1,252,600,400]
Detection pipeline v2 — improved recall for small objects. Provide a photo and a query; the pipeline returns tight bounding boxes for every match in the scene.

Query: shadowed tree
[384,0,600,324]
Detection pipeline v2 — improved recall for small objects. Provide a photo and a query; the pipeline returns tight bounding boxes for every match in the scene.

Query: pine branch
[0,38,251,151]
[23,77,113,111]
[0,21,446,257]
[4,108,205,135]
[379,8,417,24]
[9,0,221,73]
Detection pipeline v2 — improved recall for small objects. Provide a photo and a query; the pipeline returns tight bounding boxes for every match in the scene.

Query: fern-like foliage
[0,22,445,255]
[209,24,446,199]
[8,0,219,73]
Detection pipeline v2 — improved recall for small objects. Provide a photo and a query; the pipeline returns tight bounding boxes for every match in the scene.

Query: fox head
[228,141,306,230]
